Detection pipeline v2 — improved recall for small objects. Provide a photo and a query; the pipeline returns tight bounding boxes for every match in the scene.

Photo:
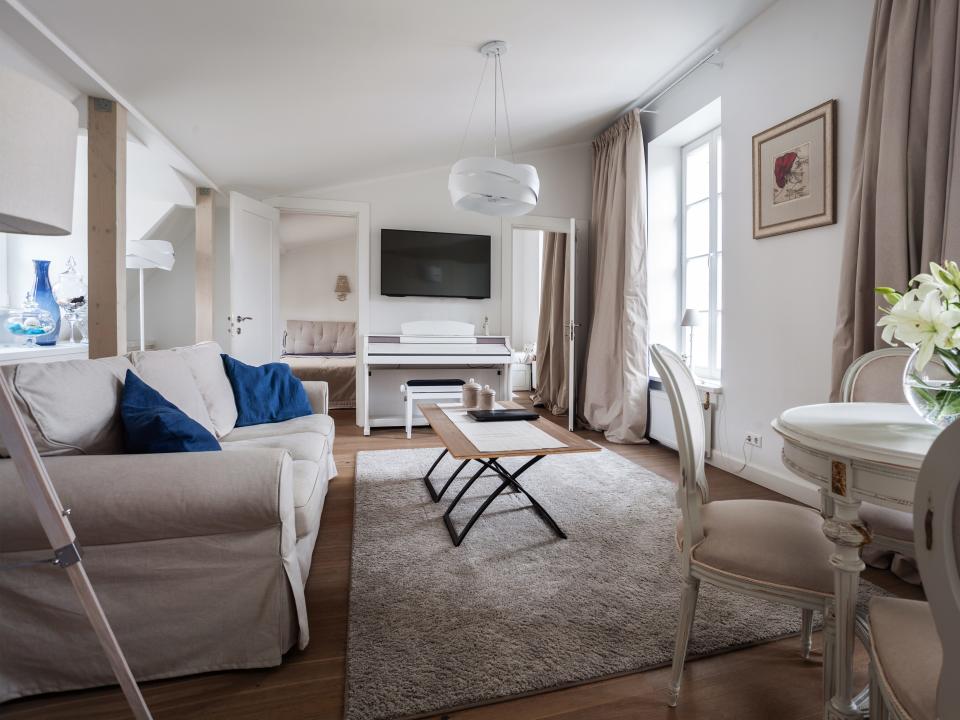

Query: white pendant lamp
[449,40,539,217]
[126,239,175,352]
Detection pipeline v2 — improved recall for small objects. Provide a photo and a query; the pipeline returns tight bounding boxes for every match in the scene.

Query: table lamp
[0,67,151,718]
[680,308,703,368]
[126,239,175,351]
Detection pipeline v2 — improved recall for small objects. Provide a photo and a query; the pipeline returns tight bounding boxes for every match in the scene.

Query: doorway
[503,216,578,431]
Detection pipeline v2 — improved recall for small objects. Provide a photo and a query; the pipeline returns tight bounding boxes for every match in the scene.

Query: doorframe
[265,196,371,428]
[501,214,580,430]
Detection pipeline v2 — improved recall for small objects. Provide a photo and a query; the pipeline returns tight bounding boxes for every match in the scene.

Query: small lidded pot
[478,385,496,411]
[462,378,481,408]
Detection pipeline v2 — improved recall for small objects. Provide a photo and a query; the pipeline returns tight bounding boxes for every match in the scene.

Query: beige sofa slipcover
[0,341,336,702]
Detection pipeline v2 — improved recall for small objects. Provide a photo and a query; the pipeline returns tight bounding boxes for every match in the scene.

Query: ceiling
[16,0,775,197]
[279,211,356,252]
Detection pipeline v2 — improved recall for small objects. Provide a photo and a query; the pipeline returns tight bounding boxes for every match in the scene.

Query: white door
[228,191,280,365]
[565,218,577,431]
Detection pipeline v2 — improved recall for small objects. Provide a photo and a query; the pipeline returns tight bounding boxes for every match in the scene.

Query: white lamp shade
[0,68,79,236]
[448,157,540,217]
[680,308,703,327]
[126,239,175,270]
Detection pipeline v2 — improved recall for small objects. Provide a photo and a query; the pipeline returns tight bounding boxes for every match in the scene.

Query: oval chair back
[914,418,960,717]
[650,344,708,574]
[840,347,912,403]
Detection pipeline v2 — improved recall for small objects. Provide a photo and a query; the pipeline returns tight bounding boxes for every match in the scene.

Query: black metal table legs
[424,449,566,547]
[423,449,475,502]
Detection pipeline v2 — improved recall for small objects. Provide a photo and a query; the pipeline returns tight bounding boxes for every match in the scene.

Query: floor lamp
[126,240,175,352]
[0,69,152,718]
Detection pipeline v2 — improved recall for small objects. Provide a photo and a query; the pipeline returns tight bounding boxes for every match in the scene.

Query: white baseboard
[707,450,819,508]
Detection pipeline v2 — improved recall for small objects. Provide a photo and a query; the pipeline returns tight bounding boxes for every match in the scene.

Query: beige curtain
[830,0,960,399]
[531,232,569,415]
[580,108,648,443]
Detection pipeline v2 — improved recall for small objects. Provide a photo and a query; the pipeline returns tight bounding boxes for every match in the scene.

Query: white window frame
[680,127,721,380]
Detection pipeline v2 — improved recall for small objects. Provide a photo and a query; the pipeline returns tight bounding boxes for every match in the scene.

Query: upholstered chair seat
[680,499,836,596]
[869,598,942,720]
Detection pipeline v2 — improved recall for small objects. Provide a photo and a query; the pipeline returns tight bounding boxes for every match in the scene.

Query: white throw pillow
[0,355,133,456]
[127,349,217,436]
[171,341,238,437]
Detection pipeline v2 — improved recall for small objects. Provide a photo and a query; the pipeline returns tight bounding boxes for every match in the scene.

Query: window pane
[716,197,722,251]
[716,135,722,194]
[685,200,709,258]
[716,252,723,311]
[691,321,709,372]
[715,311,722,372]
[685,256,709,312]
[685,142,709,203]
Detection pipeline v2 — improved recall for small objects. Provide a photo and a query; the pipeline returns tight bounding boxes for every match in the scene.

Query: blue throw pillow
[120,370,221,453]
[221,354,313,428]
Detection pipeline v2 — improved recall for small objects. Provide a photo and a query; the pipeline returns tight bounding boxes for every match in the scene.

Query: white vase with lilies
[876,261,960,427]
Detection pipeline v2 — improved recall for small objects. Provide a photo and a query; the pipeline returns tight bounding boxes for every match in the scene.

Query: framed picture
[752,99,836,238]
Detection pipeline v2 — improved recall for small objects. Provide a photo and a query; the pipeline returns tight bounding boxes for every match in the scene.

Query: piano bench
[400,380,466,440]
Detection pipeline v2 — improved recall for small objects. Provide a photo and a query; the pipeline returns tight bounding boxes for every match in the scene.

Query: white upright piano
[361,321,512,435]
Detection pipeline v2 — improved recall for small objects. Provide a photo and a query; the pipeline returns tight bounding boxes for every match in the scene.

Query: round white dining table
[772,402,941,720]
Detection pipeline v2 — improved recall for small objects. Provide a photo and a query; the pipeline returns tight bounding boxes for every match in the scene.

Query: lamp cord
[455,55,490,163]
[496,53,517,162]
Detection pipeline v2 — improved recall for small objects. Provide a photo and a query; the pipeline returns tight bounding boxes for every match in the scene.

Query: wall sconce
[335,274,351,301]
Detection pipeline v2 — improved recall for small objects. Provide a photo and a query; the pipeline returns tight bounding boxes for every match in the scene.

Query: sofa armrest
[302,380,329,415]
[0,448,293,553]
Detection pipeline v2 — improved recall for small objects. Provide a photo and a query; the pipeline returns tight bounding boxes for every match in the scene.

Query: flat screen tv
[380,229,491,299]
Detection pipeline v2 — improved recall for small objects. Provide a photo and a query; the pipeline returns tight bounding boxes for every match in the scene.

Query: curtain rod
[625,48,721,116]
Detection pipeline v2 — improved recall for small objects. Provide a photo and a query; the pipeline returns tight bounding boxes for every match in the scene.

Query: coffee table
[419,402,600,546]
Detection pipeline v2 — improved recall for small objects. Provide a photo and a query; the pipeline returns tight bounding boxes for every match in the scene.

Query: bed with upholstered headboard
[281,320,357,409]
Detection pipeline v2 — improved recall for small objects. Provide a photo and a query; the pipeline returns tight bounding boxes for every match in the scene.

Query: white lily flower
[879,290,960,369]
[914,261,960,301]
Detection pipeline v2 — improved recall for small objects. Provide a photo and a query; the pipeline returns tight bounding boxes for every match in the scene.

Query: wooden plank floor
[5,399,922,720]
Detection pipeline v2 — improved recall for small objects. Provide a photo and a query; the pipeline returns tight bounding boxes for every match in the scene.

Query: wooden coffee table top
[419,402,601,460]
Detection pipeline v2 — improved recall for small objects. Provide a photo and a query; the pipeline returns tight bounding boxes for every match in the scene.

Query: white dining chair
[867,417,956,719]
[651,344,838,707]
[841,348,918,583]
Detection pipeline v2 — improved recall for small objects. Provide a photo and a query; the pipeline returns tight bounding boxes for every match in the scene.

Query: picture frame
[752,99,836,239]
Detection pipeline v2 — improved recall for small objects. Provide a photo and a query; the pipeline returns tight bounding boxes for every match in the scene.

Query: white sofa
[0,341,336,702]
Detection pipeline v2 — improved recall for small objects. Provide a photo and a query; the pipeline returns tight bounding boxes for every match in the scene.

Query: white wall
[293,142,593,334]
[280,235,358,324]
[642,0,874,503]
[126,206,196,350]
[513,228,543,351]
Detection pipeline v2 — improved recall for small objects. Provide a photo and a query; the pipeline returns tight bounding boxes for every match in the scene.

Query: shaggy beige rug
[345,446,882,720]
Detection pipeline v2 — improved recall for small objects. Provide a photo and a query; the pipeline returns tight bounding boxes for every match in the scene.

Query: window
[680,127,722,379]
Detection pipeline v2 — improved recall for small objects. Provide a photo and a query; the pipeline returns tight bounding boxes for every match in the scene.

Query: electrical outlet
[745,433,763,448]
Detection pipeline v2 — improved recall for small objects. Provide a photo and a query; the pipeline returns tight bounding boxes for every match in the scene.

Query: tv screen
[380,229,491,299]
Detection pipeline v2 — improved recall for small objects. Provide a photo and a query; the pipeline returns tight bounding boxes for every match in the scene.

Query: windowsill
[0,343,89,364]
[649,374,723,394]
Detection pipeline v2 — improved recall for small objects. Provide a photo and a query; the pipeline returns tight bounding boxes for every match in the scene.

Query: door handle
[235,315,253,323]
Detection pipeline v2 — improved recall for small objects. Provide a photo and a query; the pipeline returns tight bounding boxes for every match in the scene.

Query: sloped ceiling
[17,0,775,197]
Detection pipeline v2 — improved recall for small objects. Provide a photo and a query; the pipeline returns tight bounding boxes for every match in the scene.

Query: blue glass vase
[32,259,61,346]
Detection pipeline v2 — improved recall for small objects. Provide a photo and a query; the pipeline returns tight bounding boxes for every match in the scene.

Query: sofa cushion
[120,371,221,454]
[222,413,335,445]
[0,355,133,456]
[170,341,238,437]
[128,349,216,436]
[222,431,329,466]
[221,355,313,427]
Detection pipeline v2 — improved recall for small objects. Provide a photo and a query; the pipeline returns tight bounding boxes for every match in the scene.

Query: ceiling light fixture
[449,40,539,217]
